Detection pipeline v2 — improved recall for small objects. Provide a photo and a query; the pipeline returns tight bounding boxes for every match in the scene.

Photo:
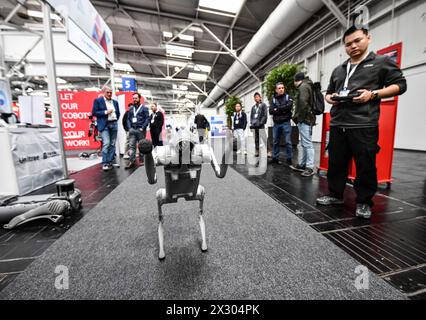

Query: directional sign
[122,78,136,91]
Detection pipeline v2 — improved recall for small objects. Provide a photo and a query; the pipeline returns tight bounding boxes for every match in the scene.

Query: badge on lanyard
[133,105,143,124]
[339,89,350,97]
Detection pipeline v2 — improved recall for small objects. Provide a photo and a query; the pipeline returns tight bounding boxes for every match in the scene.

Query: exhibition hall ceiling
[0,0,281,111]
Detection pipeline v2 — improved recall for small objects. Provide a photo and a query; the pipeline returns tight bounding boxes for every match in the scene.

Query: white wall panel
[394,64,426,150]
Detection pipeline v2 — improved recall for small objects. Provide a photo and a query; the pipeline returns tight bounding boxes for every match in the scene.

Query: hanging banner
[67,18,106,68]
[46,0,114,63]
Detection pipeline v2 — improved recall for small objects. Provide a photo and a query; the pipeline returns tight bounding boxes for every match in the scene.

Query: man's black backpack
[311,82,325,115]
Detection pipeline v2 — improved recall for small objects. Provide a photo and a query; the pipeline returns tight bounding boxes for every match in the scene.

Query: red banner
[59,91,136,150]
[59,91,102,150]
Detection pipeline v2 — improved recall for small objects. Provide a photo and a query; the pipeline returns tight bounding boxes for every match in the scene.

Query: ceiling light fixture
[27,9,61,20]
[113,63,134,72]
[198,0,244,14]
[188,72,208,81]
[193,64,212,73]
[196,8,235,18]
[165,44,194,59]
[178,34,194,42]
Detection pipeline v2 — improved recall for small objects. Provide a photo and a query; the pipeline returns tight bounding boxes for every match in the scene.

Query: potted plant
[225,95,242,129]
[263,63,302,102]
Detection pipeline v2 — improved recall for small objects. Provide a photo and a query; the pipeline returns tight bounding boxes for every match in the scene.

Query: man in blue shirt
[91,86,120,171]
[125,93,150,169]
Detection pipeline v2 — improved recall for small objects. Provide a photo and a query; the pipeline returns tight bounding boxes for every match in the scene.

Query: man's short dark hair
[275,82,284,88]
[254,92,261,97]
[133,92,141,98]
[343,25,369,42]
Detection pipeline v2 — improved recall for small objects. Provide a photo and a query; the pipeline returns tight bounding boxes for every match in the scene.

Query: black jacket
[293,78,316,126]
[250,102,268,129]
[127,104,150,130]
[327,52,407,128]
[269,94,293,124]
[233,111,247,130]
[194,114,210,129]
[122,111,129,132]
[149,111,164,132]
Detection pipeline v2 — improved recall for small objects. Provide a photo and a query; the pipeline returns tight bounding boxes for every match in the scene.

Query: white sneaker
[102,164,110,171]
[244,151,247,155]
[236,150,242,154]
[123,154,130,160]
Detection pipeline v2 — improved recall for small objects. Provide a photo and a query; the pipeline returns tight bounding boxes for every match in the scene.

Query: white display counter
[0,127,64,196]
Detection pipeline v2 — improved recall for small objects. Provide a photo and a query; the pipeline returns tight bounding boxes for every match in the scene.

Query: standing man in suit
[91,86,120,171]
[250,92,268,157]
[149,103,164,147]
[125,93,150,169]
[233,102,247,155]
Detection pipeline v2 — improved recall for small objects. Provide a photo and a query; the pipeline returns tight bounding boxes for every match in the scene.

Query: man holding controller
[316,25,407,219]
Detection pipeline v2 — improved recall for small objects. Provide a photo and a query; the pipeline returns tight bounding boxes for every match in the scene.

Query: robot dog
[139,129,230,260]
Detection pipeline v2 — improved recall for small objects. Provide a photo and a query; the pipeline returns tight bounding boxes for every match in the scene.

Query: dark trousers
[252,128,266,152]
[128,128,146,163]
[327,126,380,206]
[151,129,163,147]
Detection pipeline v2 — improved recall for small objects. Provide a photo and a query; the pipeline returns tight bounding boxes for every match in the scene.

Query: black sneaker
[356,204,372,219]
[286,159,293,166]
[290,164,306,172]
[316,195,344,206]
[268,158,282,165]
[301,168,315,177]
[125,162,135,170]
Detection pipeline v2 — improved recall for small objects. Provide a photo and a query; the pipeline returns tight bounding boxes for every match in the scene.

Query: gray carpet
[0,166,405,300]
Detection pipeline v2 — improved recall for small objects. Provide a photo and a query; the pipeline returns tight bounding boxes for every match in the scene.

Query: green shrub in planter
[263,64,302,102]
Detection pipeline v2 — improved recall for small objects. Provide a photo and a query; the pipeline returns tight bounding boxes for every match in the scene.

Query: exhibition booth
[0,126,64,195]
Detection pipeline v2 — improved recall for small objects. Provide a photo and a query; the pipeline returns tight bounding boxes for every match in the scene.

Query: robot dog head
[139,139,153,155]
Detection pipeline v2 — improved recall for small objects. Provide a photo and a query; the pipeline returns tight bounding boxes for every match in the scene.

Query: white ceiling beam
[321,0,347,27]
[91,0,257,34]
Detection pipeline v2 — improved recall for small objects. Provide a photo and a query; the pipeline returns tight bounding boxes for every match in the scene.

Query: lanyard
[344,63,358,90]
[343,51,370,90]
[133,104,143,117]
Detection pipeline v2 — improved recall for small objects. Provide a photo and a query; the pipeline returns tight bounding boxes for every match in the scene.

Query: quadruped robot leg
[139,130,229,260]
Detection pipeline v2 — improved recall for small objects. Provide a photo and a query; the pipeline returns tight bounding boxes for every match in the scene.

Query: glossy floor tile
[232,143,426,299]
[0,147,425,299]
